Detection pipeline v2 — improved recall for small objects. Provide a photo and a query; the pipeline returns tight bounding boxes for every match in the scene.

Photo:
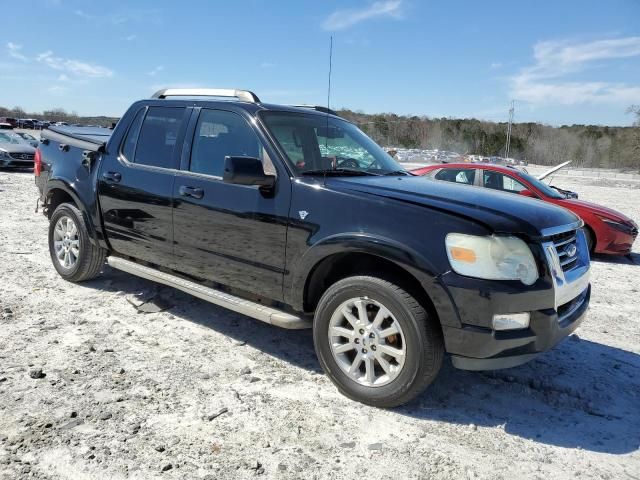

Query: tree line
[2,104,638,171]
[338,108,640,171]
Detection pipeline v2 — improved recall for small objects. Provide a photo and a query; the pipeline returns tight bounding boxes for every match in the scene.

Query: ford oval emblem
[565,244,577,258]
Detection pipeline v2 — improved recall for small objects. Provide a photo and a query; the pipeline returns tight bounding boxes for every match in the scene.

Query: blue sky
[2,0,640,126]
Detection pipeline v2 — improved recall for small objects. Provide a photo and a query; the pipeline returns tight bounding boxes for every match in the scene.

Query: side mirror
[519,189,536,198]
[223,156,275,189]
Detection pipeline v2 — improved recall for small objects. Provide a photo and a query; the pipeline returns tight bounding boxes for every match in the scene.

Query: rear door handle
[102,171,122,183]
[179,185,204,199]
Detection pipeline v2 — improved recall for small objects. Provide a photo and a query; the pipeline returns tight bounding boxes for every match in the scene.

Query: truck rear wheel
[48,203,106,282]
[313,276,443,408]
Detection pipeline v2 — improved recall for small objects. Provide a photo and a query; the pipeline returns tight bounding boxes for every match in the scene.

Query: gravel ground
[0,170,639,480]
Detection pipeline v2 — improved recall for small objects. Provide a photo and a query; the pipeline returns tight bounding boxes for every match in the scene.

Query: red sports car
[412,163,638,255]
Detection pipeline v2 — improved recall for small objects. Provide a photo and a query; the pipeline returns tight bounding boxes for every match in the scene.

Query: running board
[107,256,311,330]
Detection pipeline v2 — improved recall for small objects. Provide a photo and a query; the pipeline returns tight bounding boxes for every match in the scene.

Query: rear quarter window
[120,108,146,162]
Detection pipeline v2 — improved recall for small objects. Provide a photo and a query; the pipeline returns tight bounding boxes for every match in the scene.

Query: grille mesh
[550,230,579,272]
[9,153,35,161]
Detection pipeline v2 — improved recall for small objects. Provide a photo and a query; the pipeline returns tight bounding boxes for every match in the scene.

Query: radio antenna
[327,35,333,113]
[324,35,333,182]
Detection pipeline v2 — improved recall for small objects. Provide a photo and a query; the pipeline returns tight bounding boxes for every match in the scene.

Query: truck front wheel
[48,203,106,282]
[313,276,443,408]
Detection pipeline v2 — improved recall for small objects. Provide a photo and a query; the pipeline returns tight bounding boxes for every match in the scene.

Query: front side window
[261,112,403,175]
[189,109,274,177]
[483,170,527,193]
[133,107,186,169]
[434,168,475,185]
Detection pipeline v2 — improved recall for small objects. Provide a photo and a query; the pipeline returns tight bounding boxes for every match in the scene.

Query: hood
[559,198,636,225]
[538,160,572,180]
[326,176,581,238]
[0,142,36,154]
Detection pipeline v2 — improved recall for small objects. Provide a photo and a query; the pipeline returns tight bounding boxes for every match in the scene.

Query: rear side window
[133,107,186,169]
[189,109,274,177]
[121,108,145,162]
[435,168,475,185]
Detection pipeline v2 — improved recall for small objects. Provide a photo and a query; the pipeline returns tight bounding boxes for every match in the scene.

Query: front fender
[285,233,462,327]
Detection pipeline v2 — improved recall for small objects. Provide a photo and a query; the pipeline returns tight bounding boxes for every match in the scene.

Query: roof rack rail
[290,105,339,116]
[151,88,261,103]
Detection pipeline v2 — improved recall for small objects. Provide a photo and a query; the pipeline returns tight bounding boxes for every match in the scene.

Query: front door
[172,108,290,301]
[481,169,528,194]
[97,105,189,268]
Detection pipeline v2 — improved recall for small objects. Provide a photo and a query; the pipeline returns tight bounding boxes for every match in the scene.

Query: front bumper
[441,228,591,370]
[447,285,589,370]
[0,158,34,168]
[597,229,637,255]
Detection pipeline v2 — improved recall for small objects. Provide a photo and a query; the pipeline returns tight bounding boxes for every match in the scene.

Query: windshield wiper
[383,170,412,176]
[301,168,382,177]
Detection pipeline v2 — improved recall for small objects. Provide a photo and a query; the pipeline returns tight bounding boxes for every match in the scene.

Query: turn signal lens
[449,246,476,263]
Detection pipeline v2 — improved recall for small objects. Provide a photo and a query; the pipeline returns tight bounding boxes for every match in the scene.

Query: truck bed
[36,126,113,203]
[43,126,112,152]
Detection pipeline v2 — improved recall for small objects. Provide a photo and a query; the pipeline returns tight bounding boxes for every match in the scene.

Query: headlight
[445,233,538,285]
[597,215,635,235]
[0,150,9,158]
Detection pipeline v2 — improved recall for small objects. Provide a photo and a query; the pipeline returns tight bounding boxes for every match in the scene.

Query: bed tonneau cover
[42,126,112,152]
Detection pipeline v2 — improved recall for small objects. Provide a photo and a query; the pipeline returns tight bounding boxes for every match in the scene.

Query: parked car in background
[0,131,36,168]
[18,119,36,129]
[0,117,18,128]
[413,163,638,255]
[15,131,39,147]
[0,123,13,130]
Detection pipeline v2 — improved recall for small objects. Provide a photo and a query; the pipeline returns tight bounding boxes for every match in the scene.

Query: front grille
[550,230,579,272]
[9,153,34,161]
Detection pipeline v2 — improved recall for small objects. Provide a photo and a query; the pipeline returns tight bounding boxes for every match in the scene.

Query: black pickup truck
[35,88,591,407]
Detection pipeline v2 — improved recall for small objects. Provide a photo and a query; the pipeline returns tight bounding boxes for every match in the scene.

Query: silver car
[0,131,36,168]
[15,131,39,147]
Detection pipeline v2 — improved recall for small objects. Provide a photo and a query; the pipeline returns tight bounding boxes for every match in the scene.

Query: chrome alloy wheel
[328,297,406,387]
[53,215,80,270]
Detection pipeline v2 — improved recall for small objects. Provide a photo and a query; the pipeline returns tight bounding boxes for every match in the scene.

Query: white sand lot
[0,170,638,479]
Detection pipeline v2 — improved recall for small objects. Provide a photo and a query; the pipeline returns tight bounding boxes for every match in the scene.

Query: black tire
[48,203,106,282]
[584,226,596,254]
[313,276,443,408]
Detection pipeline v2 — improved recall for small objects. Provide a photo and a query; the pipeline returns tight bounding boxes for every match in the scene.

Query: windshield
[260,112,405,175]
[519,171,565,199]
[0,132,29,145]
[18,132,36,141]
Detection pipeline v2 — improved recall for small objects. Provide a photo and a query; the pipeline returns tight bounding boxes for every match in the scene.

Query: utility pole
[505,100,514,158]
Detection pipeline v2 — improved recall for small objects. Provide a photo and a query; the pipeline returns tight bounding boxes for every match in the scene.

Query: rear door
[97,105,190,267]
[171,107,290,301]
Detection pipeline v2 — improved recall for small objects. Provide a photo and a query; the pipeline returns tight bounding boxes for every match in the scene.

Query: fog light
[492,312,530,330]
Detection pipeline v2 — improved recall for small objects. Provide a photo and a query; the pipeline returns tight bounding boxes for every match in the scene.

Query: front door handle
[102,171,122,183]
[179,185,204,199]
